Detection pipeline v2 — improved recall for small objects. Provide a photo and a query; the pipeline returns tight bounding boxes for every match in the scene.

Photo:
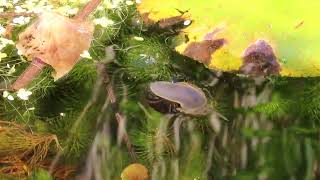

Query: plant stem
[74,0,102,21]
[0,12,35,19]
[11,58,46,90]
[96,62,138,161]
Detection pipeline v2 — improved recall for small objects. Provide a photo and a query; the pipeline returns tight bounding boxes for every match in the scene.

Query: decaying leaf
[16,12,94,80]
[0,121,61,177]
[138,0,320,77]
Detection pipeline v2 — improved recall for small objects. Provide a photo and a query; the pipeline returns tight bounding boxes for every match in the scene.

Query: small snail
[121,163,148,180]
[147,81,210,116]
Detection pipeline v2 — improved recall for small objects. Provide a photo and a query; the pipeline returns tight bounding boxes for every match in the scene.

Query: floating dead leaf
[137,0,320,77]
[239,40,280,76]
[16,12,94,80]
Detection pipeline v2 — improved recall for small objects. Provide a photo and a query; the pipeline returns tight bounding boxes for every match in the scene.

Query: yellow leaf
[138,0,320,77]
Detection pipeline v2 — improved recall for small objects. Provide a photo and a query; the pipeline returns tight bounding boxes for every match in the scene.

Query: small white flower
[133,36,144,41]
[12,16,31,25]
[183,20,192,26]
[80,50,92,59]
[8,64,16,75]
[2,90,9,98]
[30,6,45,14]
[0,38,14,45]
[0,38,13,50]
[0,52,7,61]
[97,6,104,11]
[136,0,141,4]
[0,0,12,8]
[0,0,7,7]
[17,49,23,55]
[105,1,120,9]
[93,17,115,28]
[7,95,14,101]
[56,5,78,16]
[14,6,26,13]
[17,88,32,100]
[60,112,65,117]
[28,107,35,110]
[0,25,5,35]
[45,5,53,11]
[67,8,79,15]
[125,0,134,5]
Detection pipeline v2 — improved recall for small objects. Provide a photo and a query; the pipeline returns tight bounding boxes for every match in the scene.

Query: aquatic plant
[0,0,319,179]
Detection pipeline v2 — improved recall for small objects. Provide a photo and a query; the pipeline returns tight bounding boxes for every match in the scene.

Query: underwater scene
[0,0,319,179]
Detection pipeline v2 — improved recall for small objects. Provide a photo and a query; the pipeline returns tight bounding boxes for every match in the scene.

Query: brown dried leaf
[16,12,94,80]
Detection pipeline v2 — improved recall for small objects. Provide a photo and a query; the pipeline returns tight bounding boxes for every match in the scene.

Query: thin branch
[74,0,102,21]
[96,62,137,161]
[4,23,14,39]
[11,58,47,91]
[115,112,137,160]
[0,12,35,19]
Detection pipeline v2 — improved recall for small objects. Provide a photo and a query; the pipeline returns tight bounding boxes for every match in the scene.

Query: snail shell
[146,89,181,114]
[148,81,209,115]
[121,163,148,180]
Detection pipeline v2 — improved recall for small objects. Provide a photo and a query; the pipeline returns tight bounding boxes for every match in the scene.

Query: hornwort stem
[11,0,102,91]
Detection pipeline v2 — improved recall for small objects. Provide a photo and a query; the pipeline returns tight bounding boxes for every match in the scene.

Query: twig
[0,12,35,19]
[74,0,102,21]
[115,113,137,160]
[96,62,137,161]
[11,58,47,90]
[4,23,14,39]
[49,151,62,175]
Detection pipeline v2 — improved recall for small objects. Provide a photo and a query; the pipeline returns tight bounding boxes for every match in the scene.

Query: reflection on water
[80,72,320,180]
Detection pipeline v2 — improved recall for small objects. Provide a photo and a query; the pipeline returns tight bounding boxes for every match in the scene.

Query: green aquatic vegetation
[119,36,173,81]
[0,0,320,179]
